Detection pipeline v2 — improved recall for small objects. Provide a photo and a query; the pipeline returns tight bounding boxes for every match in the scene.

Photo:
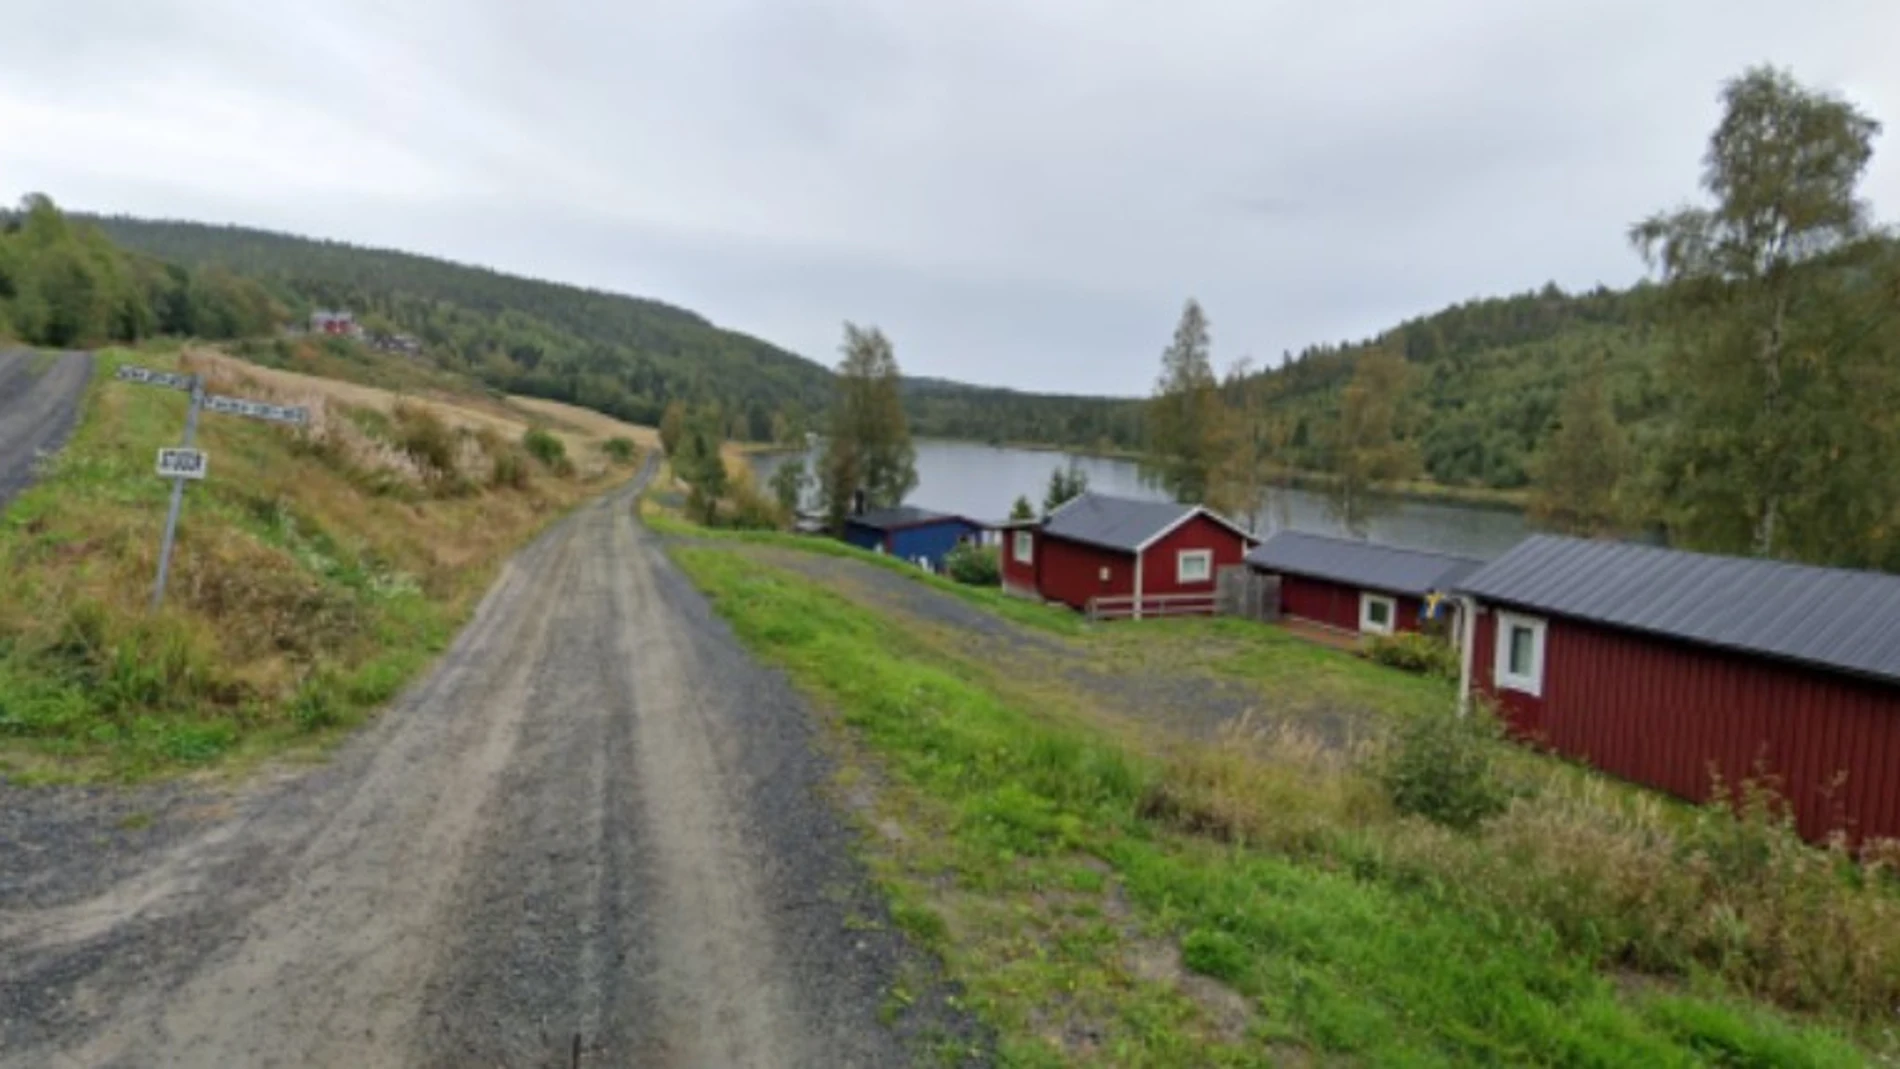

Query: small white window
[1495,612,1547,697]
[1359,593,1397,635]
[1012,530,1034,564]
[1177,549,1212,584]
[1098,566,1112,582]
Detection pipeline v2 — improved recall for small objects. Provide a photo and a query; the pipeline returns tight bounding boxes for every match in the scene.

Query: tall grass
[674,545,1872,1065]
[0,347,607,779]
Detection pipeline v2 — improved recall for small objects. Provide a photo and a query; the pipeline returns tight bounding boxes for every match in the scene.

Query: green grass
[642,501,1083,637]
[671,545,1868,1066]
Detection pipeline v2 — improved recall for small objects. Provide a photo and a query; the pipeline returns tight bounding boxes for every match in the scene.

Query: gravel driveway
[0,460,978,1067]
[740,548,1273,741]
[0,349,93,511]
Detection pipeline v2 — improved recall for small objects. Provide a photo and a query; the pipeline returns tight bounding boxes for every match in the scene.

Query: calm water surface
[751,440,1529,560]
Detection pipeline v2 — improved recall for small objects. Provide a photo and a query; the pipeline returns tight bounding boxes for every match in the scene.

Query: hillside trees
[768,457,809,515]
[1632,65,1885,559]
[672,405,729,524]
[819,323,917,532]
[1144,299,1223,503]
[1528,361,1629,536]
[1208,359,1284,530]
[0,195,276,346]
[1325,347,1421,536]
[1043,461,1089,514]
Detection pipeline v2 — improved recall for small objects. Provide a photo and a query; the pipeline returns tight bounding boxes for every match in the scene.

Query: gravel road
[0,349,93,511]
[0,459,976,1067]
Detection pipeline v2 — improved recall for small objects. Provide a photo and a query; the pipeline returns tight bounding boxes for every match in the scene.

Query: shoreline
[739,438,1528,514]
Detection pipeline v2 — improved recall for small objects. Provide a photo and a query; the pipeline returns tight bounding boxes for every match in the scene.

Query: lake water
[750,440,1530,560]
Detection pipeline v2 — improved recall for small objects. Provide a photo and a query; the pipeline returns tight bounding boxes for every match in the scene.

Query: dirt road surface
[0,349,92,511]
[0,460,974,1067]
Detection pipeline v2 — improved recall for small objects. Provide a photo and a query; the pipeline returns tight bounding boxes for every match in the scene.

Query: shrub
[713,475,781,531]
[1378,707,1512,830]
[490,450,529,490]
[522,427,569,472]
[600,437,638,464]
[1365,632,1459,679]
[391,403,457,478]
[944,542,1001,586]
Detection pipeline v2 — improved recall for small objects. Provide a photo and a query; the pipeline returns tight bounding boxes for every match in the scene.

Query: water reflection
[750,441,1529,560]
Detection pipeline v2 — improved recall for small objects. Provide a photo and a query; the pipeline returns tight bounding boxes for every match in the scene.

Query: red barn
[1001,493,1253,618]
[1246,530,1482,639]
[1458,535,1900,844]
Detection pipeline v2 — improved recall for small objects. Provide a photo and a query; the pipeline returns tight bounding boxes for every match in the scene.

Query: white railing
[1085,592,1219,622]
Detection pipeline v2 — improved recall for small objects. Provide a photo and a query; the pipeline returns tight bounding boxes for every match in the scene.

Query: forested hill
[91,215,834,436]
[89,215,1146,447]
[87,214,1758,490]
[1260,281,1676,489]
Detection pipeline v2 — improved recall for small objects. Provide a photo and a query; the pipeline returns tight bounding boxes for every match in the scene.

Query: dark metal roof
[1040,493,1216,553]
[1246,531,1485,596]
[1458,535,1900,684]
[847,506,966,531]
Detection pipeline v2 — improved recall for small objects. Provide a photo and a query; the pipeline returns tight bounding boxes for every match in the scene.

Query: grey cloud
[2,0,1897,394]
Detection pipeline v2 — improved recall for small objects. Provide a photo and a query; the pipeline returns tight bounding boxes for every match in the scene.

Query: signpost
[155,448,208,480]
[114,364,309,609]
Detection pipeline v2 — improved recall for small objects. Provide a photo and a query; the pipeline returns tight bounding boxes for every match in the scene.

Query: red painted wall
[1001,528,1038,596]
[1275,574,1423,634]
[1138,515,1250,601]
[1472,606,1900,844]
[1037,535,1132,610]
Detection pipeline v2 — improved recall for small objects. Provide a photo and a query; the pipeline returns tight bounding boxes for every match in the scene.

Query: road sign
[115,364,196,391]
[156,448,208,481]
[115,360,311,609]
[203,393,309,425]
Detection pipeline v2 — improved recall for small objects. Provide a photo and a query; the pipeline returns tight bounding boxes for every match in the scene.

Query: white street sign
[156,448,208,481]
[203,393,309,426]
[116,365,196,391]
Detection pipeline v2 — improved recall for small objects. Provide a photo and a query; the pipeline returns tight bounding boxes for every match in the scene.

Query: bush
[522,427,570,473]
[944,542,1001,586]
[490,450,529,490]
[1378,707,1512,830]
[392,403,457,479]
[1365,632,1460,679]
[600,437,638,464]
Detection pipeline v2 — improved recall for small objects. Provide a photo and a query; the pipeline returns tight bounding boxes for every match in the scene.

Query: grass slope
[670,537,1878,1066]
[0,344,640,780]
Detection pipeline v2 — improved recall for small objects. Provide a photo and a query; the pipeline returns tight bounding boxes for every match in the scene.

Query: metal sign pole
[150,377,204,611]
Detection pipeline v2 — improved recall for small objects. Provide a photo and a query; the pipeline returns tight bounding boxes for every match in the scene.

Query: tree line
[88,215,1146,450]
[0,196,276,347]
[1144,65,1900,572]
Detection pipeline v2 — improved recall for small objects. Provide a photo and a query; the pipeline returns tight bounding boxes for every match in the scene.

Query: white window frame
[1176,549,1213,584]
[1012,530,1034,564]
[1494,611,1547,697]
[1359,592,1398,636]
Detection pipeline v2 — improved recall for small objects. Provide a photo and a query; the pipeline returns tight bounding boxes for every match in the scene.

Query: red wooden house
[1457,535,1900,844]
[1246,531,1482,639]
[1000,493,1254,618]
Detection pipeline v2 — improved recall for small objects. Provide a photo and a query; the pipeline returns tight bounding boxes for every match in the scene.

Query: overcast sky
[4,1,1897,396]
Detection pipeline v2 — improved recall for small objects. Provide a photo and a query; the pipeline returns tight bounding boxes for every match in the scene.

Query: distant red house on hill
[1001,493,1254,618]
[1458,535,1900,845]
[310,309,360,337]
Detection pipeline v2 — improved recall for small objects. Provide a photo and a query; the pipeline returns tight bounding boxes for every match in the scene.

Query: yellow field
[185,348,658,478]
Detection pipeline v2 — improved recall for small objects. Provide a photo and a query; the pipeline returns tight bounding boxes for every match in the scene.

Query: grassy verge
[638,477,1082,637]
[0,346,636,781]
[671,542,1878,1066]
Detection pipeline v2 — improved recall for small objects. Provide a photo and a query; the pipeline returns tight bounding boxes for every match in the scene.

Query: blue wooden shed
[842,507,984,572]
